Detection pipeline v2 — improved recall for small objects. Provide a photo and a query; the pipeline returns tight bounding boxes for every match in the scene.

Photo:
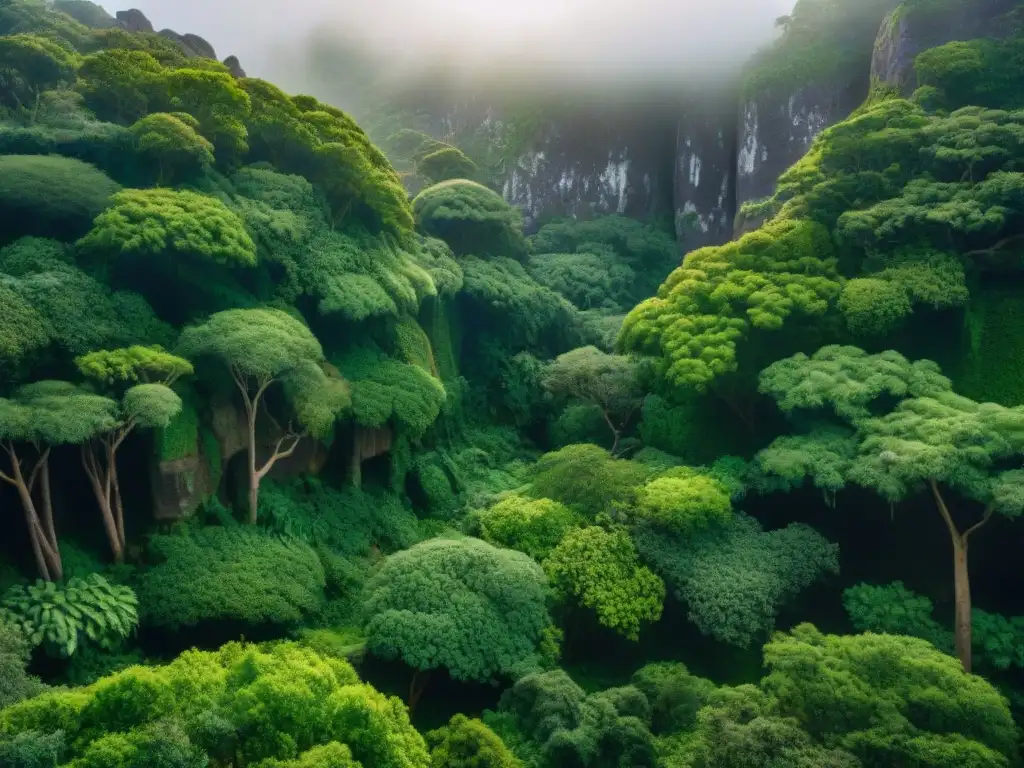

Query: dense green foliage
[413,180,527,260]
[0,641,431,767]
[363,538,556,682]
[1,2,1023,765]
[136,526,326,630]
[0,575,137,657]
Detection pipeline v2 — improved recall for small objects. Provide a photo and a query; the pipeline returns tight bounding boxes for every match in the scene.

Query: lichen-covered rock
[674,90,737,251]
[871,0,1019,95]
[115,8,153,33]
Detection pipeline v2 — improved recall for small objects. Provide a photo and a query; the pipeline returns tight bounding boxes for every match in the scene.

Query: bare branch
[963,503,995,543]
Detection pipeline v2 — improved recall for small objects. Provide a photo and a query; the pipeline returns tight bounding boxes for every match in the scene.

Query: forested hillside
[1,0,1024,766]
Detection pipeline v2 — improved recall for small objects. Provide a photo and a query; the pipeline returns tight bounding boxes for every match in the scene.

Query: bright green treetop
[78,188,258,268]
[413,180,527,261]
[119,383,182,430]
[850,391,1024,510]
[0,33,78,113]
[762,623,1018,765]
[427,714,522,768]
[633,468,733,535]
[618,218,840,392]
[0,641,430,767]
[476,495,578,561]
[76,47,164,124]
[0,380,117,446]
[758,345,952,422]
[544,525,664,641]
[162,67,252,158]
[339,346,445,439]
[76,345,194,385]
[363,537,556,682]
[130,112,215,184]
[177,307,323,383]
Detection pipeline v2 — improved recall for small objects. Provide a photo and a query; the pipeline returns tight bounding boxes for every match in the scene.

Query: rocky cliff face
[499,112,676,234]
[673,92,738,251]
[735,76,867,211]
[871,0,1019,95]
[436,98,677,234]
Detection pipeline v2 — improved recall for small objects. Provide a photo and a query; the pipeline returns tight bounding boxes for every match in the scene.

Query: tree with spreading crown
[75,346,193,562]
[177,308,349,522]
[755,345,1024,672]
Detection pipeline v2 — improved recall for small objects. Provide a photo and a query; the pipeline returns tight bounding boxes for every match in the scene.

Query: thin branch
[26,447,50,494]
[255,432,302,482]
[930,478,962,542]
[963,503,995,543]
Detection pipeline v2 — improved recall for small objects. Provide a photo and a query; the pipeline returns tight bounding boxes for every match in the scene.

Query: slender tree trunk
[951,535,972,671]
[111,453,125,551]
[929,479,993,674]
[81,439,125,564]
[351,428,362,489]
[233,371,297,524]
[246,400,259,524]
[2,443,60,581]
[408,669,431,715]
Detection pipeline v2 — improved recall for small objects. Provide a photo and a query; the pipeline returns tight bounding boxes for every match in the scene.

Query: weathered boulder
[674,90,738,251]
[871,0,1020,95]
[158,29,217,60]
[115,8,153,33]
[223,55,247,78]
[736,78,866,210]
[151,454,215,521]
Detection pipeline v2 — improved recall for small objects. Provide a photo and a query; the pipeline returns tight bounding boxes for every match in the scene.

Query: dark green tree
[756,345,1024,671]
[413,180,527,260]
[0,33,78,121]
[129,112,215,184]
[542,347,644,455]
[363,537,557,708]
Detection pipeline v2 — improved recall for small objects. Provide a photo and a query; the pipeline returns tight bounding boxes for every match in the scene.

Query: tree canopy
[363,537,556,682]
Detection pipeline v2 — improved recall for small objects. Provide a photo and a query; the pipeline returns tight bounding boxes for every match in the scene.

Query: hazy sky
[114,0,797,92]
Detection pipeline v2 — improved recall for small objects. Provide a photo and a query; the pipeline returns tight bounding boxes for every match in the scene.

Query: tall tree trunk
[2,443,60,581]
[408,669,431,715]
[351,428,362,488]
[232,371,297,524]
[951,535,972,672]
[81,439,124,564]
[929,479,993,674]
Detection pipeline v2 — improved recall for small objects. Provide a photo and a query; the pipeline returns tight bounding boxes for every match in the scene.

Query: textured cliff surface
[735,78,868,213]
[674,92,738,250]
[432,97,676,234]
[871,0,1020,95]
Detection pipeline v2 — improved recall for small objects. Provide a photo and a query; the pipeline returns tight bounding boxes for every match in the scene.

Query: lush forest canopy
[1,0,1024,766]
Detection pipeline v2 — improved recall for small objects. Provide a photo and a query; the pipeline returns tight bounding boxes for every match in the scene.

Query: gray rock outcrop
[871,0,1020,95]
[115,8,152,33]
[674,91,738,251]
